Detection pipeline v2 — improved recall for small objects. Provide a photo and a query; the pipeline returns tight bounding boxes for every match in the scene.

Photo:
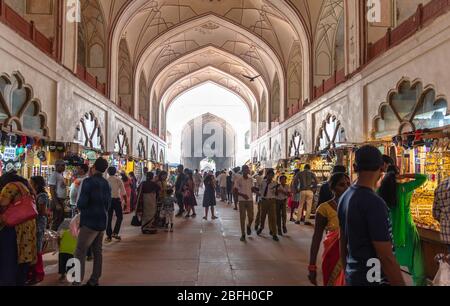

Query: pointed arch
[118,38,133,116]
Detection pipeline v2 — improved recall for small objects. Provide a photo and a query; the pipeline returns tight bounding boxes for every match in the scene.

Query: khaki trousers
[259,199,277,235]
[276,199,287,232]
[298,190,314,222]
[238,201,254,236]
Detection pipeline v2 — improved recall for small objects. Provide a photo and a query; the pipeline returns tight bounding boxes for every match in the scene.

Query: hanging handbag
[2,182,38,227]
[42,229,59,254]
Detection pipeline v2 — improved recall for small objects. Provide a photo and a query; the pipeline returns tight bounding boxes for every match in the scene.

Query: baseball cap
[354,145,383,172]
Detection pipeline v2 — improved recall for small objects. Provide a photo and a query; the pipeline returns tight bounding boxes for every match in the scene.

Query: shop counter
[417,227,448,280]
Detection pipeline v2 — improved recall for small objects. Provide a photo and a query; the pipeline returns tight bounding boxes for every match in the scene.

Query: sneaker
[272,235,279,242]
[212,216,218,220]
[112,234,121,241]
[295,221,301,225]
[240,235,246,242]
[246,226,251,236]
[191,214,197,218]
[304,221,313,226]
[105,237,112,243]
[283,226,288,234]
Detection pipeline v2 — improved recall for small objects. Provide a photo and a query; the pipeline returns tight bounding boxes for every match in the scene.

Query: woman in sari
[308,172,350,286]
[121,172,132,214]
[137,172,161,234]
[378,166,427,286]
[0,168,37,286]
[183,169,197,218]
[155,171,168,227]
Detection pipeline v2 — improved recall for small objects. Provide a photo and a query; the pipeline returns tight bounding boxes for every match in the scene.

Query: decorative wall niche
[138,138,146,159]
[271,140,281,161]
[0,72,49,137]
[315,115,346,152]
[159,149,165,164]
[74,111,104,150]
[150,144,157,162]
[114,128,129,156]
[373,79,449,138]
[289,131,305,157]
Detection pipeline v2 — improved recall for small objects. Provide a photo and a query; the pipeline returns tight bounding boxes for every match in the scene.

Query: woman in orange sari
[308,172,350,286]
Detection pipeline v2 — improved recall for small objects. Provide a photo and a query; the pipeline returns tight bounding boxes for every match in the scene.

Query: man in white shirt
[231,167,241,210]
[106,167,127,242]
[218,170,228,202]
[49,160,67,231]
[256,169,279,241]
[233,165,256,242]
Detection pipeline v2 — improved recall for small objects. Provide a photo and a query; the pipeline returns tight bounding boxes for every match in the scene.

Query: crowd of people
[1,144,450,286]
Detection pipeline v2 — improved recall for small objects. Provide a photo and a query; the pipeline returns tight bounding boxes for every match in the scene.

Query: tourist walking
[161,189,177,232]
[232,167,241,210]
[433,176,450,253]
[137,172,161,234]
[49,160,67,231]
[378,166,427,286]
[308,172,350,286]
[275,175,290,236]
[0,166,37,286]
[69,164,89,212]
[226,171,233,204]
[106,167,127,242]
[293,165,318,225]
[174,165,186,217]
[183,169,197,218]
[73,158,111,286]
[289,169,300,222]
[257,169,279,241]
[129,172,138,212]
[193,169,202,196]
[317,165,346,205]
[233,165,255,242]
[203,174,217,220]
[121,172,132,214]
[29,176,50,284]
[218,170,228,202]
[155,171,169,227]
[338,145,404,286]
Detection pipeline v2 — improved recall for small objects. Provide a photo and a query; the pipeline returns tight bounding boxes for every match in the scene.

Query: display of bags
[2,182,38,227]
[433,254,450,286]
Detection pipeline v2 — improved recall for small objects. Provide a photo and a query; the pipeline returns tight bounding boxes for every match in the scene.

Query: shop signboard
[3,146,17,161]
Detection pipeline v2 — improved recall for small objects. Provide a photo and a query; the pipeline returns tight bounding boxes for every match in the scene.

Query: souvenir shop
[371,83,450,279]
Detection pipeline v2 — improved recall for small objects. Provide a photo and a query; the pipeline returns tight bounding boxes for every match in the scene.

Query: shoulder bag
[2,182,38,227]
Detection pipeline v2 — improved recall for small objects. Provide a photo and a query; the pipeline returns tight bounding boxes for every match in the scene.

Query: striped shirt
[433,178,450,244]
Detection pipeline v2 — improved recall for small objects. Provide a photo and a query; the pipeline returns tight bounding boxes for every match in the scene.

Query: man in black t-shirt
[338,145,404,286]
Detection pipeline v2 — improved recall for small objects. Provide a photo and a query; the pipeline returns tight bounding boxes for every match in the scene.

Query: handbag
[42,229,59,254]
[2,182,38,227]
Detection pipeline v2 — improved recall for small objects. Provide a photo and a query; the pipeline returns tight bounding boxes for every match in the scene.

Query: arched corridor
[40,194,318,286]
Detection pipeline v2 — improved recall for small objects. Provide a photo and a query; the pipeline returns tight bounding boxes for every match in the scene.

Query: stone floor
[40,192,320,286]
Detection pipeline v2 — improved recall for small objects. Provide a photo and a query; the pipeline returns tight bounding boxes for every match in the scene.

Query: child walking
[58,218,77,282]
[161,189,177,232]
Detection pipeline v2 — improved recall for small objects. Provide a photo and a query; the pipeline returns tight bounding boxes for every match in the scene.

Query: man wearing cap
[338,145,404,286]
[49,160,67,231]
[317,165,347,205]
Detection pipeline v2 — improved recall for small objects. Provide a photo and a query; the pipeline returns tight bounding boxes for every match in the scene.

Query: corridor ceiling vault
[76,0,347,140]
